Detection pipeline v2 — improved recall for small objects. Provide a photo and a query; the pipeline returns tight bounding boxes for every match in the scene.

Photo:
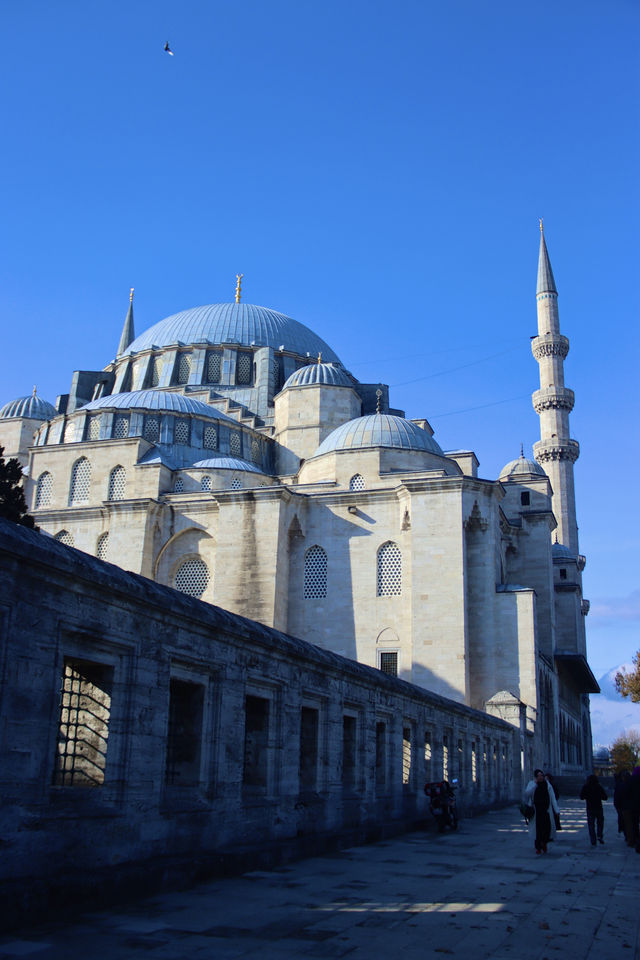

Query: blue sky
[1,0,638,677]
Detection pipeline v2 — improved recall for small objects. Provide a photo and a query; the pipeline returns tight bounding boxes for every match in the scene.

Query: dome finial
[33,385,37,396]
[539,217,544,234]
[235,274,243,303]
[317,351,322,364]
[375,388,382,413]
[520,442,524,458]
[129,287,134,303]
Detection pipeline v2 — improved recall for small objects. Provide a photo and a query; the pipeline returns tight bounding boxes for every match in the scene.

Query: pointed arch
[69,457,91,505]
[377,541,401,596]
[304,545,327,599]
[35,471,52,508]
[108,465,126,501]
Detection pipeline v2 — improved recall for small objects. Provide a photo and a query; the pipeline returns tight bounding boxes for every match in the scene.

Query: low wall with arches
[0,518,523,927]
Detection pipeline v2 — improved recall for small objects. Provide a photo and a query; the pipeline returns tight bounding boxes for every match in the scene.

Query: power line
[429,393,532,419]
[390,345,521,388]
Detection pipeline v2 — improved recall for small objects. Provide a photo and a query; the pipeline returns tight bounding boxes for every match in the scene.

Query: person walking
[524,769,559,855]
[580,774,607,846]
[630,766,640,851]
[614,770,631,842]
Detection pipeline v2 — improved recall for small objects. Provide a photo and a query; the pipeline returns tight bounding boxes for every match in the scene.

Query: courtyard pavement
[1,799,638,960]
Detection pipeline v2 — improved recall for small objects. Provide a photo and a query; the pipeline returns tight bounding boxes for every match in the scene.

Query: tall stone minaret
[531,223,580,554]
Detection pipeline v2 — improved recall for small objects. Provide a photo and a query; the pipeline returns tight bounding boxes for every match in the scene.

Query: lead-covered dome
[499,454,546,479]
[122,303,341,362]
[0,394,56,421]
[81,390,234,420]
[313,414,444,457]
[282,362,354,390]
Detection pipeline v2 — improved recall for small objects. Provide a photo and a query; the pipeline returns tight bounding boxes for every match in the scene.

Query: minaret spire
[116,288,136,356]
[531,226,580,553]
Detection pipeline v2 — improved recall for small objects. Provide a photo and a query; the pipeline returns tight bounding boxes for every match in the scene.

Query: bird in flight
[164,41,174,55]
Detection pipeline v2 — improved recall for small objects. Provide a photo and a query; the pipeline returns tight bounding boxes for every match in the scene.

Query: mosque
[0,227,597,775]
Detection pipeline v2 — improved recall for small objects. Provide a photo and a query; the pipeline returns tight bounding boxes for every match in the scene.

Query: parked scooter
[424,779,458,831]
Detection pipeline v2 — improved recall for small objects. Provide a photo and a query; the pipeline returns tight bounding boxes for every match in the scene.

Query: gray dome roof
[283,362,354,390]
[552,542,574,560]
[81,390,233,421]
[0,394,56,421]
[192,457,264,473]
[499,455,546,479]
[314,414,444,457]
[122,302,340,362]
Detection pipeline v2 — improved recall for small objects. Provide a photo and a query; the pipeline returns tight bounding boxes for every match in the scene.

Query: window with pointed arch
[35,471,52,508]
[108,465,126,501]
[96,531,109,560]
[377,541,401,596]
[304,545,327,599]
[69,457,91,506]
[349,473,365,491]
[55,530,74,546]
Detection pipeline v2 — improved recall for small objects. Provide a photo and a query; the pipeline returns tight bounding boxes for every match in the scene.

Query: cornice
[531,334,569,361]
[532,387,575,414]
[533,438,580,464]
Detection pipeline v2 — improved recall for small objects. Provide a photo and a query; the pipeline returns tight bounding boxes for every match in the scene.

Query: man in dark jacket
[580,774,607,846]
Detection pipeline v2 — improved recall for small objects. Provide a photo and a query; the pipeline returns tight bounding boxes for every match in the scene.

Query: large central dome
[124,302,340,362]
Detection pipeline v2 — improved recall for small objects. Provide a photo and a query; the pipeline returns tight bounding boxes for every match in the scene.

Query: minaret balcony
[532,387,575,414]
[531,334,569,361]
[581,599,590,616]
[533,438,580,464]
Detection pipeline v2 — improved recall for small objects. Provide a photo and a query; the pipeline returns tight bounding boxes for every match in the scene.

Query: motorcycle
[424,778,458,831]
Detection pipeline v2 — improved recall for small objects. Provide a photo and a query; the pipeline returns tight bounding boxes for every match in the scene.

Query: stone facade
[0,519,521,925]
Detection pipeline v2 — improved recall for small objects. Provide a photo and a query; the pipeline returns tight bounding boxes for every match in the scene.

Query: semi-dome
[282,362,354,390]
[552,542,574,560]
[0,393,57,421]
[499,454,546,479]
[81,390,233,420]
[192,457,264,473]
[313,414,444,458]
[122,303,340,363]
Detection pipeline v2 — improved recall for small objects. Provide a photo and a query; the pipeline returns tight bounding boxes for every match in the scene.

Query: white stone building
[0,229,597,775]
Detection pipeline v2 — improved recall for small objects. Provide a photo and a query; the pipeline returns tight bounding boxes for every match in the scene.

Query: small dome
[313,414,444,458]
[499,454,546,480]
[282,362,354,390]
[552,542,574,560]
[192,457,264,473]
[122,302,340,363]
[0,394,56,421]
[81,390,233,421]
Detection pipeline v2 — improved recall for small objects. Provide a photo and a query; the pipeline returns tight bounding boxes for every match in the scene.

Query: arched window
[251,439,261,463]
[69,457,91,505]
[86,415,101,441]
[96,532,109,560]
[176,353,191,385]
[174,558,210,598]
[55,530,74,546]
[304,545,327,599]
[377,541,401,596]
[229,432,241,456]
[203,425,218,450]
[145,355,161,388]
[349,474,365,491]
[113,415,129,439]
[205,351,222,384]
[174,477,184,493]
[35,471,52,508]
[230,476,241,490]
[201,475,212,492]
[236,351,253,385]
[108,465,126,501]
[143,415,160,442]
[174,419,190,445]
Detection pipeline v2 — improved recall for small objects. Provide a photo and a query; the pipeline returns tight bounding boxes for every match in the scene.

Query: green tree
[615,652,640,703]
[0,446,35,528]
[610,731,640,773]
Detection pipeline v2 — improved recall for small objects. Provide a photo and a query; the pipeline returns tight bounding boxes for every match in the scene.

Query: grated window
[230,476,242,490]
[201,475,212,492]
[147,356,161,388]
[87,416,101,441]
[144,416,160,442]
[377,541,401,596]
[113,416,129,439]
[379,652,398,676]
[176,353,191,384]
[251,439,260,463]
[174,477,184,493]
[53,658,113,787]
[174,419,190,445]
[304,545,327,599]
[55,530,75,546]
[236,352,252,385]
[108,465,126,501]
[69,457,91,505]
[230,432,241,456]
[96,532,109,560]
[206,351,222,384]
[349,473,365,491]
[35,471,52,508]
[203,425,218,449]
[174,558,210,598]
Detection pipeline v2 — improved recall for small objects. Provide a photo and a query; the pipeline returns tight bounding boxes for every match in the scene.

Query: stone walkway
[2,800,638,959]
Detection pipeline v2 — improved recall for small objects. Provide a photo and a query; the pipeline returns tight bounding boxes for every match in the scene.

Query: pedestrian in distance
[524,768,559,855]
[613,770,631,842]
[630,766,640,852]
[580,773,607,846]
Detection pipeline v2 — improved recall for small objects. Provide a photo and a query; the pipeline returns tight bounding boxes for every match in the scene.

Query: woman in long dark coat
[524,768,559,854]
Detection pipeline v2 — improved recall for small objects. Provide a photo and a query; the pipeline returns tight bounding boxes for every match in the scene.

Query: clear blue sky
[1,0,638,677]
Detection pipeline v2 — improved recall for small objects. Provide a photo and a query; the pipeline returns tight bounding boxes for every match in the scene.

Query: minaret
[116,288,136,356]
[531,223,580,554]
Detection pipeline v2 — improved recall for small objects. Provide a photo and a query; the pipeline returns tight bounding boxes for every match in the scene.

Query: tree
[615,652,640,703]
[610,731,640,773]
[0,446,35,528]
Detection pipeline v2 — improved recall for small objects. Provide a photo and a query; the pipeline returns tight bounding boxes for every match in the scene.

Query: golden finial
[317,352,322,364]
[33,385,37,397]
[539,217,544,234]
[235,273,243,303]
[129,287,134,303]
[520,442,524,458]
[375,388,383,413]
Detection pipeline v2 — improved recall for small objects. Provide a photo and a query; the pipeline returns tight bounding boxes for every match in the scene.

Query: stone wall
[0,518,523,927]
